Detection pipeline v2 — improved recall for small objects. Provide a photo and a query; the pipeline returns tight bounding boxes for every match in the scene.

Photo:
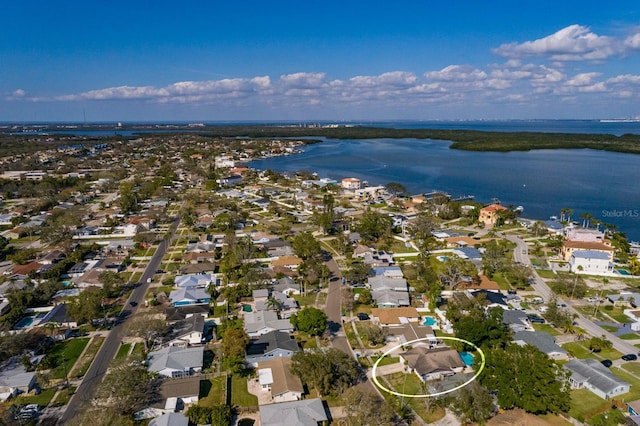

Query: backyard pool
[618,269,631,276]
[423,316,438,326]
[460,351,475,366]
[14,316,35,329]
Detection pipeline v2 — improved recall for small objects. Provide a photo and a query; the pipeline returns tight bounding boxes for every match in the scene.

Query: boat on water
[515,206,524,214]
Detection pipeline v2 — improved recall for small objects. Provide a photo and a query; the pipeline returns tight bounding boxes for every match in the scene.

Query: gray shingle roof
[513,331,567,356]
[565,358,630,395]
[147,346,203,373]
[246,331,300,357]
[259,398,328,426]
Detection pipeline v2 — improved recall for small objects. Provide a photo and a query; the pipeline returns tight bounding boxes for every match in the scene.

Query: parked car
[622,354,638,361]
[587,296,600,302]
[357,313,370,321]
[601,359,613,368]
[527,315,545,324]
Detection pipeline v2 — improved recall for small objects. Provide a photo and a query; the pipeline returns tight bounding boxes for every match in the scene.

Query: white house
[564,358,630,399]
[147,346,204,378]
[257,357,304,404]
[569,250,613,275]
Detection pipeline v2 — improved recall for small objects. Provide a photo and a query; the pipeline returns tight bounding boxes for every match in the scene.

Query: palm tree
[266,296,284,316]
[566,208,573,223]
[581,212,593,228]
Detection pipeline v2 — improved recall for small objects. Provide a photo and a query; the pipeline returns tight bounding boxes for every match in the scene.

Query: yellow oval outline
[371,336,485,398]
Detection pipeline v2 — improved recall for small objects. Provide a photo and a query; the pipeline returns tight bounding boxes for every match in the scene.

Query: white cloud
[424,65,487,81]
[493,24,621,61]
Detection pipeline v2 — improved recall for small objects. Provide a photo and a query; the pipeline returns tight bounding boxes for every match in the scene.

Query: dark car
[357,313,370,321]
[601,359,613,368]
[527,315,545,324]
[129,301,138,307]
[622,354,638,361]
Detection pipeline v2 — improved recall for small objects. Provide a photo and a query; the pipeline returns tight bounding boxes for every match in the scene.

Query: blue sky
[3,1,640,121]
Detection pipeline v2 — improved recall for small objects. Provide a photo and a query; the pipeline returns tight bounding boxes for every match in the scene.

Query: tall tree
[355,209,392,244]
[290,307,327,336]
[480,343,570,414]
[126,314,167,352]
[291,348,361,396]
[343,387,396,426]
[448,382,494,425]
[292,232,322,260]
[96,357,154,415]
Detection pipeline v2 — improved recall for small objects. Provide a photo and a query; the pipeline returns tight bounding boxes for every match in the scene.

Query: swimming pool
[423,316,437,326]
[460,351,475,366]
[618,269,631,276]
[14,316,35,328]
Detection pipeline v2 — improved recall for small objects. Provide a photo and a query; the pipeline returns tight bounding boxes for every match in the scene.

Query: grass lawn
[569,389,609,421]
[52,386,76,407]
[619,333,640,340]
[491,272,511,290]
[374,355,400,367]
[116,343,132,359]
[600,325,619,332]
[71,336,105,378]
[49,338,90,379]
[536,269,556,279]
[199,376,227,407]
[230,375,258,407]
[131,342,145,359]
[561,342,593,359]
[293,293,317,307]
[622,362,640,376]
[16,388,57,407]
[532,323,561,336]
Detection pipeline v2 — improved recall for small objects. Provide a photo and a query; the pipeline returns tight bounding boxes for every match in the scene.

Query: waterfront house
[479,204,507,227]
[564,358,630,399]
[561,240,614,262]
[569,250,614,275]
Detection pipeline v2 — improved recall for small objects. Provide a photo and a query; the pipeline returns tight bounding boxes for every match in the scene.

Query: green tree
[358,323,387,345]
[409,212,437,253]
[67,288,102,325]
[385,182,407,197]
[505,264,533,289]
[355,209,392,244]
[343,387,396,426]
[588,335,613,353]
[290,307,327,336]
[480,343,570,414]
[291,232,322,260]
[126,314,167,352]
[186,404,232,426]
[96,357,154,415]
[343,261,371,284]
[448,382,494,425]
[453,306,511,350]
[439,256,478,289]
[221,327,249,373]
[99,270,124,297]
[291,348,360,396]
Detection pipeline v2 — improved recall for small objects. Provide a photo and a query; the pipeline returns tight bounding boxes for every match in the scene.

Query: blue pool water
[618,269,631,276]
[460,352,475,366]
[423,316,437,326]
[14,316,35,328]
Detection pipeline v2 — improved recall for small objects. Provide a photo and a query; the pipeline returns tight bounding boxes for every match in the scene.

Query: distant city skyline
[3,1,640,121]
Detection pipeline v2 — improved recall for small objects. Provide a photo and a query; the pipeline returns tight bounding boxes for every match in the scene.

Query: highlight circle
[371,336,485,398]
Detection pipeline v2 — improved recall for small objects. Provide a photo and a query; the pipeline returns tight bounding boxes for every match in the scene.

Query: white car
[587,296,600,302]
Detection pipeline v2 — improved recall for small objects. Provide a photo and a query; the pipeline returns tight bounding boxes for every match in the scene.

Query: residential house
[561,240,614,262]
[608,292,640,308]
[386,323,436,345]
[372,266,404,279]
[470,289,509,309]
[147,346,204,378]
[163,314,206,347]
[273,277,301,296]
[401,346,465,382]
[502,310,530,333]
[259,398,328,426]
[174,273,219,288]
[245,331,300,366]
[478,204,507,227]
[180,263,216,275]
[0,360,36,401]
[164,305,210,323]
[513,331,569,360]
[368,275,410,308]
[149,412,189,426]
[566,228,605,242]
[371,307,421,326]
[244,311,294,337]
[256,291,298,319]
[569,250,613,275]
[341,177,361,190]
[183,252,217,264]
[148,376,200,415]
[564,358,630,399]
[257,357,304,403]
[271,256,303,270]
[168,287,211,307]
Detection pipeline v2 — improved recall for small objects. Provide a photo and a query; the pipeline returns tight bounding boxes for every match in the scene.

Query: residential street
[59,217,179,424]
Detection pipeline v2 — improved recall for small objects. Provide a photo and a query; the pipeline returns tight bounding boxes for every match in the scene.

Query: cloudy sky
[3,1,640,122]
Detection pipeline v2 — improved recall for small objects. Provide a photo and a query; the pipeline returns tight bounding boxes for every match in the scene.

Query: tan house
[371,307,421,326]
[401,346,465,382]
[271,256,302,270]
[257,357,304,403]
[479,204,507,227]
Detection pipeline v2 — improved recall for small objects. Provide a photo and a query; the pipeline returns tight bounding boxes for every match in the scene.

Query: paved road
[59,218,179,424]
[506,234,638,356]
[323,258,380,396]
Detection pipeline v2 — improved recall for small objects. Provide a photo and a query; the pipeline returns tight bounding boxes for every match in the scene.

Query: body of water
[250,135,640,241]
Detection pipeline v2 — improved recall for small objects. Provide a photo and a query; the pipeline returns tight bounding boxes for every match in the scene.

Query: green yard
[619,333,640,340]
[199,376,227,407]
[536,269,557,279]
[16,388,57,407]
[48,338,90,380]
[383,372,446,423]
[568,389,610,421]
[374,355,400,367]
[230,375,258,407]
[116,342,132,359]
[532,323,561,336]
[562,341,622,361]
[71,336,105,378]
[491,272,511,290]
[292,293,317,307]
[622,362,640,376]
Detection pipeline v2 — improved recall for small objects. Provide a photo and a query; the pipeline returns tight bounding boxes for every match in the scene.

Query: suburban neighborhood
[1,131,640,426]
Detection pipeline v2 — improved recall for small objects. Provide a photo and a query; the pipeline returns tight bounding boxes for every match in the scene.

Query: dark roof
[472,289,508,306]
[246,331,300,357]
[502,310,528,325]
[163,315,205,343]
[41,304,73,324]
[164,305,210,322]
